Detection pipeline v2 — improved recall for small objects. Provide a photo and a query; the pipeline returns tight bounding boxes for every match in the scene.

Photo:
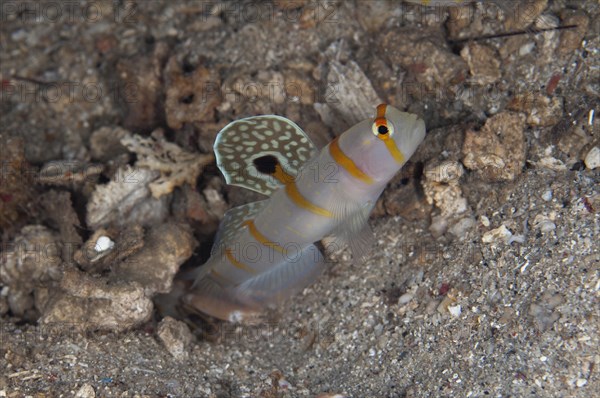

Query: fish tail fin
[184,244,326,322]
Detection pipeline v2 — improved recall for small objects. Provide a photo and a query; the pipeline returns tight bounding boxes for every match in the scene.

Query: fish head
[339,104,426,185]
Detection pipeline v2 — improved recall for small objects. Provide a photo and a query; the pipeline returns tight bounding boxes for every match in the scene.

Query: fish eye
[372,118,394,140]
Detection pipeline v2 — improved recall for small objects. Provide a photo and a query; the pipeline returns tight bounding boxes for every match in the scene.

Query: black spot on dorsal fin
[253,155,279,175]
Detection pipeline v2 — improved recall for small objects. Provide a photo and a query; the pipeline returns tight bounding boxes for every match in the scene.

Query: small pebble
[537,157,567,171]
[157,316,194,361]
[584,146,599,169]
[480,215,490,227]
[448,304,462,317]
[508,234,526,244]
[94,236,114,252]
[533,214,556,233]
[539,221,556,233]
[519,42,536,56]
[398,293,414,305]
[541,190,553,201]
[11,29,27,41]
[278,378,291,389]
[482,225,512,244]
[75,384,96,398]
[424,160,464,183]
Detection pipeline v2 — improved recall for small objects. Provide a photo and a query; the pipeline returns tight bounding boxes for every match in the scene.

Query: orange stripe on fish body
[243,219,286,254]
[329,137,374,185]
[225,248,256,274]
[285,182,334,218]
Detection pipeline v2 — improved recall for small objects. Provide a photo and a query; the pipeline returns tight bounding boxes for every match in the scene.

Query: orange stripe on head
[285,183,333,218]
[374,104,390,139]
[376,103,387,119]
[329,137,374,185]
[384,139,405,164]
[373,103,405,165]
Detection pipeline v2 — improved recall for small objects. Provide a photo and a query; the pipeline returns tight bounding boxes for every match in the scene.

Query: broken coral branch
[120,129,214,199]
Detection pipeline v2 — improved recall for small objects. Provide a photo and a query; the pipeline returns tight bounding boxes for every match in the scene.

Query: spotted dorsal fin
[212,200,268,252]
[214,115,318,196]
[186,200,269,286]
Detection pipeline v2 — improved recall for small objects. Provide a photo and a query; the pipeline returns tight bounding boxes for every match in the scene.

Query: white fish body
[184,104,426,322]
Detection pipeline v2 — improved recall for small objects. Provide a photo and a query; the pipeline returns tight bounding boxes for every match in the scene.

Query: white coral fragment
[423,160,468,217]
[86,131,214,228]
[482,225,513,244]
[120,130,214,198]
[584,146,599,170]
[86,166,161,229]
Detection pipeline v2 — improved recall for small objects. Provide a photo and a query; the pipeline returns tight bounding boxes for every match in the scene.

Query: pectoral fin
[327,197,377,262]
